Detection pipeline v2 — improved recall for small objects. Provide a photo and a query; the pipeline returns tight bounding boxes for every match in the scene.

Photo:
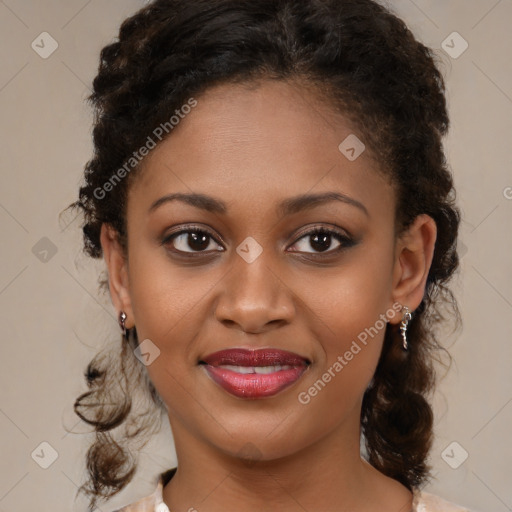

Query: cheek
[295,244,394,402]
[301,244,393,348]
[128,248,209,342]
[294,281,390,435]
[126,253,219,397]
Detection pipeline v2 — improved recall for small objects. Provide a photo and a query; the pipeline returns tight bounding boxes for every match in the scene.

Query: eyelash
[161,224,355,258]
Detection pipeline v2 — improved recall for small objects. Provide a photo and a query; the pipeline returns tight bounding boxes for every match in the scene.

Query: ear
[100,223,135,329]
[389,214,437,324]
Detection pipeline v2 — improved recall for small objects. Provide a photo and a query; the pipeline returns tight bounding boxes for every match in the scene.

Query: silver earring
[119,311,127,338]
[399,306,412,351]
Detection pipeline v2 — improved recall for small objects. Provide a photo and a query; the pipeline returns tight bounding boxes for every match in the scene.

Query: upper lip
[200,348,310,367]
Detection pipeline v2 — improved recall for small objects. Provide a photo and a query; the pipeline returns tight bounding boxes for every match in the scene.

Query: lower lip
[203,365,308,399]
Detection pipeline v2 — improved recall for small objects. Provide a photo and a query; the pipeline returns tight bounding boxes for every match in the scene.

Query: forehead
[129,79,394,221]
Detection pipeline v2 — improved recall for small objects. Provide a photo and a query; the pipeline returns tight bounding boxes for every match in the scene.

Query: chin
[203,416,316,463]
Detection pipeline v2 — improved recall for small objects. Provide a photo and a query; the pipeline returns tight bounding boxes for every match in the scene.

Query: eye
[162,224,355,257]
[162,226,223,254]
[289,226,354,255]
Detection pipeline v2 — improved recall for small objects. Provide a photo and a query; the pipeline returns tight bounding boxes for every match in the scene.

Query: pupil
[189,232,209,251]
[311,233,330,252]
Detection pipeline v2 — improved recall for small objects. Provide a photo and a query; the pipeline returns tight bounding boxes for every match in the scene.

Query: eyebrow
[148,191,369,217]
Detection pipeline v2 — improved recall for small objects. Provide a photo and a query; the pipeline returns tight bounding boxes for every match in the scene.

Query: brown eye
[290,228,354,255]
[163,228,223,254]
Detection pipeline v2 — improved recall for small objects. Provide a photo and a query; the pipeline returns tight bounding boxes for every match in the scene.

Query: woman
[67,0,473,510]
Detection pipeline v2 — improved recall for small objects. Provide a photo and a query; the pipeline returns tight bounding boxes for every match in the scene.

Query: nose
[213,254,295,334]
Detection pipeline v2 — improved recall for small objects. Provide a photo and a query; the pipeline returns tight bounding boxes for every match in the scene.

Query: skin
[100,79,436,512]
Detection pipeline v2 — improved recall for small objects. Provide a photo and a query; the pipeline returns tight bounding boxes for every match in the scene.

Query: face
[101,79,435,463]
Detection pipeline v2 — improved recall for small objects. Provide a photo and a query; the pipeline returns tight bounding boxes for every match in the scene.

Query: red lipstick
[200,348,309,399]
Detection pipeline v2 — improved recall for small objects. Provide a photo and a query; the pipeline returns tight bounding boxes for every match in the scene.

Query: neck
[162,413,412,512]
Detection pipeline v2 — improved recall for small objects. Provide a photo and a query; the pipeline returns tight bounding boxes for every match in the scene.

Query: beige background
[0,1,511,511]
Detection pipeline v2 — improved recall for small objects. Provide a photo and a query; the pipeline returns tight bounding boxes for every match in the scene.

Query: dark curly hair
[63,0,462,510]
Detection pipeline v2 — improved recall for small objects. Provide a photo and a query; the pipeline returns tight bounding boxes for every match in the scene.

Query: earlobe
[99,223,134,329]
[389,214,437,324]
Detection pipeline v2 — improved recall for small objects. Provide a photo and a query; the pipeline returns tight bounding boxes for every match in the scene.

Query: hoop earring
[118,311,128,339]
[399,306,412,351]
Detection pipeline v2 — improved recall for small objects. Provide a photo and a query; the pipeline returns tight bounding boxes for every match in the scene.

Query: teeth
[219,365,293,374]
[221,365,254,374]
[255,366,279,374]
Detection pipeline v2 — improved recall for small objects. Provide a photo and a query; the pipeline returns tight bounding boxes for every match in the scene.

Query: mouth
[199,348,310,399]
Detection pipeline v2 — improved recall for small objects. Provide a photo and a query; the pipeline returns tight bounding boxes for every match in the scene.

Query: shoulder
[112,493,162,512]
[413,489,476,512]
[112,468,177,512]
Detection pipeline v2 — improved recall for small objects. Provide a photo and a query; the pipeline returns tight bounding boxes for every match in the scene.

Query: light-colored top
[113,468,473,512]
